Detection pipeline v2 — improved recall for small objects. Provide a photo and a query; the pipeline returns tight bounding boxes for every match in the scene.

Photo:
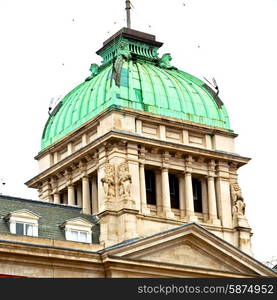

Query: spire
[125,0,131,28]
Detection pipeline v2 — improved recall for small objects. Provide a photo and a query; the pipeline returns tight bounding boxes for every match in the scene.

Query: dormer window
[16,223,34,236]
[4,210,40,237]
[60,217,93,243]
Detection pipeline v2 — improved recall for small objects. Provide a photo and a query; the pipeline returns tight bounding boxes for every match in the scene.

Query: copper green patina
[41,28,231,150]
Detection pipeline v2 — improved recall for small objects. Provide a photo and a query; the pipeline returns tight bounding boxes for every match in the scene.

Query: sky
[0,0,276,265]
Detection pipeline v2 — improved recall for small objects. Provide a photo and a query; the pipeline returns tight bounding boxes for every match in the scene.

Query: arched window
[145,169,156,205]
[192,178,202,213]
[169,174,179,209]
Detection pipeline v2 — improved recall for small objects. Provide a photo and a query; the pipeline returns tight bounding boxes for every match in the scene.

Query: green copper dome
[41,28,231,150]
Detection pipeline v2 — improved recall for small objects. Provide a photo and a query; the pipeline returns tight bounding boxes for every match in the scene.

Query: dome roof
[41,28,231,150]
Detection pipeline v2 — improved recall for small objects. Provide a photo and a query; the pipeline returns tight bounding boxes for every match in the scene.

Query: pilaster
[215,160,232,228]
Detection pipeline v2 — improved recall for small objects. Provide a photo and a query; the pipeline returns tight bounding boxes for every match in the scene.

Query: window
[4,209,40,237]
[145,169,156,205]
[15,223,34,236]
[61,217,93,244]
[192,178,203,213]
[169,174,179,209]
[69,230,89,243]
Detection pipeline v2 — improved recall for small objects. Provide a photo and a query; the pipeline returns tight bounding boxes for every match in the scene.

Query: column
[155,170,163,216]
[207,175,221,226]
[91,175,98,214]
[68,185,75,206]
[178,175,185,219]
[139,163,149,214]
[77,184,82,206]
[184,172,197,222]
[201,179,209,222]
[161,167,174,218]
[53,193,61,204]
[82,176,91,214]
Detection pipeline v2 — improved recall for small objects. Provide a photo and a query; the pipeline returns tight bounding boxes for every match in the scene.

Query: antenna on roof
[125,0,132,28]
[203,76,219,95]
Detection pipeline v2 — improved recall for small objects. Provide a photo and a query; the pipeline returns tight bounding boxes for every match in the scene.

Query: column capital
[139,159,145,166]
[70,163,78,171]
[229,162,238,170]
[208,159,216,170]
[79,160,88,176]
[184,167,192,174]
[162,151,170,165]
[84,154,92,163]
[64,168,73,185]
[56,172,63,180]
[50,176,58,188]
[42,179,51,189]
[52,188,59,195]
[161,165,169,171]
[66,178,76,188]
[64,168,72,177]
[185,155,193,164]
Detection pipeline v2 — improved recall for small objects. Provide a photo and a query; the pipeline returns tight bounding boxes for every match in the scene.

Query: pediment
[129,240,237,273]
[4,209,40,220]
[104,223,275,277]
[61,217,93,229]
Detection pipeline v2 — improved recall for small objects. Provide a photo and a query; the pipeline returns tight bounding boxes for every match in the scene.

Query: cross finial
[125,0,131,28]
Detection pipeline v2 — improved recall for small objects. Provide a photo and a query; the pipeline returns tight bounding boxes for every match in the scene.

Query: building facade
[0,27,275,277]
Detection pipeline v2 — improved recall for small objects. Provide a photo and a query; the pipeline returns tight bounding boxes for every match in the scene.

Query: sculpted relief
[100,160,132,200]
[118,161,132,199]
[101,163,115,199]
[231,183,246,216]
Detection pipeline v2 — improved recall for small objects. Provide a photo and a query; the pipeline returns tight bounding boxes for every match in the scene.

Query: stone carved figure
[117,40,132,60]
[158,53,177,69]
[231,183,246,216]
[118,161,132,199]
[111,41,132,87]
[85,63,100,81]
[101,163,115,199]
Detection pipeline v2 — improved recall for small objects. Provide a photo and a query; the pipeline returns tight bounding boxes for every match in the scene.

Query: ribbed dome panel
[41,60,230,150]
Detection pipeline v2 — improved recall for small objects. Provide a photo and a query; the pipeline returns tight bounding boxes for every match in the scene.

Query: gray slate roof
[0,195,99,243]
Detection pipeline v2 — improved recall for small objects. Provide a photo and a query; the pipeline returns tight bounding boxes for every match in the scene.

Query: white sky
[0,0,276,264]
